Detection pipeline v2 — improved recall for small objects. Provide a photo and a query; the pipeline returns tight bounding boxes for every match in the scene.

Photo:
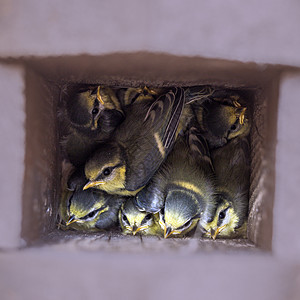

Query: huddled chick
[201,137,250,239]
[119,197,161,236]
[59,85,251,240]
[135,127,217,238]
[61,85,124,166]
[83,87,185,195]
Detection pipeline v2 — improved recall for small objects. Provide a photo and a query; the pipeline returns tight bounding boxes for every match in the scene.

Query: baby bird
[135,127,217,238]
[192,92,251,148]
[118,86,165,106]
[175,85,215,136]
[66,85,123,135]
[119,198,161,236]
[62,86,125,166]
[60,184,126,231]
[83,87,185,196]
[202,136,250,239]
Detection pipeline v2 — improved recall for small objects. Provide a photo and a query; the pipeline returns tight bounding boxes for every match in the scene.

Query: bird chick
[62,86,125,166]
[192,92,251,148]
[119,198,161,236]
[60,184,125,231]
[135,127,217,238]
[83,87,185,196]
[202,137,250,239]
[66,85,123,135]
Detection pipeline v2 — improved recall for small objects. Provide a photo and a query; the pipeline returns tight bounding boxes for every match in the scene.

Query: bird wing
[95,196,125,229]
[125,88,185,191]
[230,137,250,167]
[187,127,214,171]
[184,85,215,104]
[144,87,185,149]
[134,164,168,213]
[135,183,165,213]
[162,88,185,149]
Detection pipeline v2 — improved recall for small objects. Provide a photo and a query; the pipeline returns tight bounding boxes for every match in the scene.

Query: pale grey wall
[1,0,300,66]
[0,65,25,248]
[0,1,300,299]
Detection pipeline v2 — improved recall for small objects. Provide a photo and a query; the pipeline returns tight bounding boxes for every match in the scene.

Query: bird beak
[211,224,228,240]
[239,107,247,124]
[133,225,149,235]
[97,86,105,104]
[164,227,173,239]
[66,215,76,226]
[233,100,241,108]
[125,225,132,233]
[90,121,97,131]
[132,225,138,235]
[83,181,105,190]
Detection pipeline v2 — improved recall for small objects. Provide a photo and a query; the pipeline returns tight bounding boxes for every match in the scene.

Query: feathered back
[212,137,250,228]
[187,126,214,172]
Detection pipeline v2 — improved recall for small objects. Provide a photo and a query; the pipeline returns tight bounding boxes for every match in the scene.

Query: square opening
[20,53,280,251]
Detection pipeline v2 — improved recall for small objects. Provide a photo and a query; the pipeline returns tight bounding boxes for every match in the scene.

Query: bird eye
[177,219,192,230]
[141,213,152,225]
[102,167,112,176]
[230,124,237,131]
[92,108,99,115]
[81,209,99,220]
[230,118,240,131]
[184,220,192,228]
[88,211,97,218]
[122,213,129,224]
[144,214,152,221]
[219,210,226,220]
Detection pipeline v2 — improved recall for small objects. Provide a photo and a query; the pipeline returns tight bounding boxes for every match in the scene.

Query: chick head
[159,190,201,239]
[83,143,127,194]
[204,100,250,144]
[119,198,160,236]
[66,188,108,230]
[202,199,240,239]
[67,87,104,131]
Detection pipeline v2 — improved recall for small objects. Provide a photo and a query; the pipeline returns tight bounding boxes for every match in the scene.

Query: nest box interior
[20,53,280,251]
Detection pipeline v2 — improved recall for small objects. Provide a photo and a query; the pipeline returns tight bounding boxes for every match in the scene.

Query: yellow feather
[154,132,165,158]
